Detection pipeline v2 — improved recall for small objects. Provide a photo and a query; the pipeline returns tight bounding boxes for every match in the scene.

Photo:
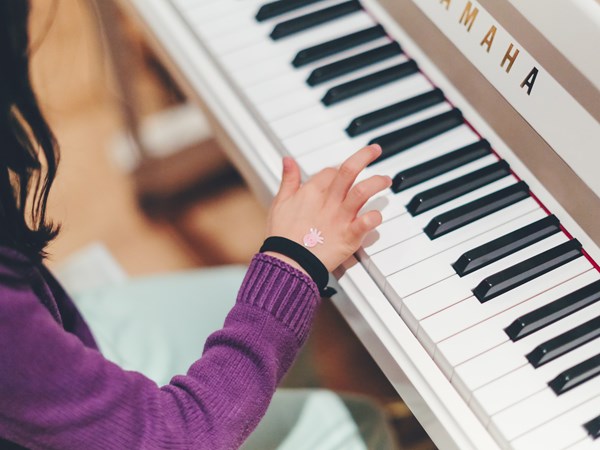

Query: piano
[114,0,600,448]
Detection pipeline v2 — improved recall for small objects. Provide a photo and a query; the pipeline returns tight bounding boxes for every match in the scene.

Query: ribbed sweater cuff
[236,253,320,343]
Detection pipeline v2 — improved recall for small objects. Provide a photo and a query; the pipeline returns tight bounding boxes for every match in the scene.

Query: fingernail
[371,143,382,154]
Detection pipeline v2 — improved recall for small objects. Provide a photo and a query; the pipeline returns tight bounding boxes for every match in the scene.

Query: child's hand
[265,144,392,272]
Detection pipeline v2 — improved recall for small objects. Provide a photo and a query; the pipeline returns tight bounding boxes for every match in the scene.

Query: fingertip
[370,143,382,155]
[277,157,301,199]
[358,210,382,233]
[282,156,293,172]
[367,210,383,228]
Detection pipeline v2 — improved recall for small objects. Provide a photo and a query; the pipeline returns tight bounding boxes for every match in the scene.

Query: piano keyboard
[159,0,600,448]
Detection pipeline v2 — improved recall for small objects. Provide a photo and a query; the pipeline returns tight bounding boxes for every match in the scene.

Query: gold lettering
[440,0,451,10]
[459,1,479,32]
[521,67,539,95]
[480,25,497,52]
[501,43,520,73]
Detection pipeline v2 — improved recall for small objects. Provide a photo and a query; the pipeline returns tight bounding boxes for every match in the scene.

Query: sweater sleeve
[0,253,320,450]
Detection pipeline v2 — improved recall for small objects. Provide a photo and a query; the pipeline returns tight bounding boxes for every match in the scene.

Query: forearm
[162,254,320,448]
[0,254,319,450]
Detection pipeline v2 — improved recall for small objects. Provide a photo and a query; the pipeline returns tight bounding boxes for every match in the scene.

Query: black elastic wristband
[260,236,334,296]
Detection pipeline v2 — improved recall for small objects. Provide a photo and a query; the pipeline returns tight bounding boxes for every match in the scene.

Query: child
[0,1,393,448]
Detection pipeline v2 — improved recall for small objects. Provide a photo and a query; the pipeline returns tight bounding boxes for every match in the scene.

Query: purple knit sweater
[0,246,320,449]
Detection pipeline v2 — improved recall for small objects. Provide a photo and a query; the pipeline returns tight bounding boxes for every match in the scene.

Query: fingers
[342,175,391,217]
[327,144,382,204]
[349,210,383,241]
[276,157,301,201]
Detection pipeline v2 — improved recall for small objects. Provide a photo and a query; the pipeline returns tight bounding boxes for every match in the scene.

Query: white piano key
[219,13,377,71]
[185,2,258,26]
[416,232,571,344]
[489,377,600,443]
[191,11,264,40]
[239,36,392,95]
[203,2,364,56]
[452,299,600,401]
[471,337,600,421]
[188,0,314,26]
[509,395,600,450]
[375,209,547,297]
[282,101,451,157]
[172,0,214,8]
[366,126,481,180]
[366,176,519,271]
[192,0,344,40]
[359,153,499,225]
[298,122,478,186]
[434,267,600,377]
[205,26,266,55]
[380,200,541,329]
[270,73,432,139]
[563,436,600,450]
[243,38,391,104]
[363,196,524,270]
[254,55,408,120]
[406,234,572,352]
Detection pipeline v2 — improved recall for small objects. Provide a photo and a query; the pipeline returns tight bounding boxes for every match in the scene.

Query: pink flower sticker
[303,228,324,248]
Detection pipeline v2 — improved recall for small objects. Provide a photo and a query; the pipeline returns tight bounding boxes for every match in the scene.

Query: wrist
[263,251,308,276]
[259,236,333,297]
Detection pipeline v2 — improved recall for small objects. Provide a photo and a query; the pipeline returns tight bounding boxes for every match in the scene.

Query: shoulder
[0,244,36,285]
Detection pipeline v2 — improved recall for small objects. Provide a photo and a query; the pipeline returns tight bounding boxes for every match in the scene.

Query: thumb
[276,157,301,201]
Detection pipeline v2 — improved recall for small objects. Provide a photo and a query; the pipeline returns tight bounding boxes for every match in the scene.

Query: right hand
[265,144,391,272]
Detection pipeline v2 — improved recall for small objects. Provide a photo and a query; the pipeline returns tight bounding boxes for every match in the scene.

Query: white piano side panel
[507,0,600,91]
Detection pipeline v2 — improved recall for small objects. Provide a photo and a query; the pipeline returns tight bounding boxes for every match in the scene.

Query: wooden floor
[31,1,436,449]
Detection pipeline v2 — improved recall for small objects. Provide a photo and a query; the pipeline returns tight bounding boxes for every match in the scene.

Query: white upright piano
[116,0,600,448]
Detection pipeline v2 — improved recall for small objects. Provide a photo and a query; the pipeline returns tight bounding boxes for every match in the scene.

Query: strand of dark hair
[0,0,60,260]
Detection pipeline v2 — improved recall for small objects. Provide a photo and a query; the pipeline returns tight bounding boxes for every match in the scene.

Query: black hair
[0,0,60,260]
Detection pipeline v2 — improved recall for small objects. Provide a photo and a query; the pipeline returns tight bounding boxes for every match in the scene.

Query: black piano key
[307,42,402,86]
[526,314,600,368]
[506,279,600,341]
[322,60,419,106]
[407,160,511,216]
[293,25,386,67]
[256,0,325,22]
[473,239,583,304]
[549,353,600,395]
[346,88,445,137]
[270,1,362,40]
[454,215,561,277]
[424,181,530,240]
[368,109,464,166]
[584,414,600,439]
[391,139,491,193]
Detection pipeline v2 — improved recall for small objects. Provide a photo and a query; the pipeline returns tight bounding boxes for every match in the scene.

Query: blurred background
[30,1,435,448]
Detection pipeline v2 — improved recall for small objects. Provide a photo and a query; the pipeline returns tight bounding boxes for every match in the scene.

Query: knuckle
[314,167,336,181]
[322,167,337,177]
[303,182,323,198]
[352,183,367,199]
[339,162,358,178]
